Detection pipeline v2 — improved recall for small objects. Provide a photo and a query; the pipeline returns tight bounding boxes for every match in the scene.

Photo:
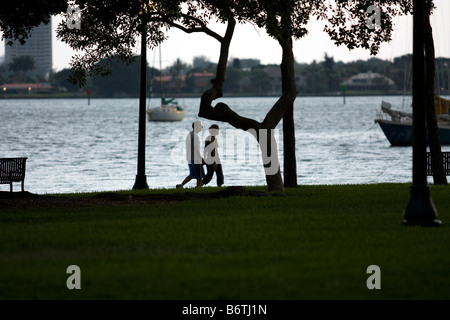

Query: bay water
[1,96,442,194]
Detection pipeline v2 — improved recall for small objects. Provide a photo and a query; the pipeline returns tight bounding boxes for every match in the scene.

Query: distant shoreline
[1,92,407,99]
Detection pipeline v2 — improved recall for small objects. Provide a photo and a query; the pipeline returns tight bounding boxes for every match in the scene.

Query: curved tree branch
[262,37,298,129]
[150,13,223,42]
[198,17,263,131]
[198,16,298,133]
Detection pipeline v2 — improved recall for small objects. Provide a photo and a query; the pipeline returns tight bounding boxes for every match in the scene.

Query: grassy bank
[0,184,449,300]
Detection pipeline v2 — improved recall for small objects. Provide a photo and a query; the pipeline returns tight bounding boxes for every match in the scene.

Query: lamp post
[132,19,149,190]
[402,0,441,226]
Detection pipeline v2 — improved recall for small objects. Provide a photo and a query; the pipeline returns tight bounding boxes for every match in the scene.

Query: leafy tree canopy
[0,0,67,45]
[2,1,426,86]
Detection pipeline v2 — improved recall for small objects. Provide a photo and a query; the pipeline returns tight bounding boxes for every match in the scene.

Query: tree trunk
[257,128,284,191]
[283,103,298,188]
[280,34,298,188]
[424,12,447,185]
[197,18,298,192]
[265,169,284,191]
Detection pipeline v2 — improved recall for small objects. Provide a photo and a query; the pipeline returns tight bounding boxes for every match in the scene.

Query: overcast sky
[1,0,449,72]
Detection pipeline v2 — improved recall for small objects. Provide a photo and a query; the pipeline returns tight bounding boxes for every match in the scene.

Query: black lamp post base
[133,175,149,190]
[403,185,440,227]
[401,219,442,227]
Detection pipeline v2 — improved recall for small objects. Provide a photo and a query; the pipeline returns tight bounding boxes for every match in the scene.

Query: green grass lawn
[0,184,449,300]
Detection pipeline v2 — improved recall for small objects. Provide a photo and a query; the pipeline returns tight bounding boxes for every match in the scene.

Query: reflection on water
[0,96,440,194]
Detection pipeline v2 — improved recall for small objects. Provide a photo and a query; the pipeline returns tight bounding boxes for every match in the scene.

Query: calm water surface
[1,96,443,194]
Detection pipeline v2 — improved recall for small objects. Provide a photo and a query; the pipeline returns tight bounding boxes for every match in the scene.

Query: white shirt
[186,131,202,163]
[204,135,220,165]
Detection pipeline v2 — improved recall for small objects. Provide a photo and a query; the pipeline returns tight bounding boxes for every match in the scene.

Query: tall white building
[4,22,52,79]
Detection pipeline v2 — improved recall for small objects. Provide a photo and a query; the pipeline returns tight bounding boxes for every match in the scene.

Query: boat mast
[148,48,157,109]
[159,45,165,105]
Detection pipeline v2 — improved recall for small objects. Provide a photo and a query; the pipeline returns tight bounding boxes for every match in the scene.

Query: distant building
[237,65,303,95]
[341,71,396,92]
[4,22,52,79]
[186,71,214,93]
[233,58,261,71]
[1,82,55,93]
[151,71,214,95]
[152,75,187,95]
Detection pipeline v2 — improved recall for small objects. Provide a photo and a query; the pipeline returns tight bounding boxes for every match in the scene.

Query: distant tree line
[295,54,449,96]
[2,53,450,97]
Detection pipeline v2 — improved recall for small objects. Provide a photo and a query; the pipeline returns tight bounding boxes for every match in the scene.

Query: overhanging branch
[150,14,223,42]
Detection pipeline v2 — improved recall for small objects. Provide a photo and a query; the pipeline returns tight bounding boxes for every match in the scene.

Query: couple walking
[176,120,224,188]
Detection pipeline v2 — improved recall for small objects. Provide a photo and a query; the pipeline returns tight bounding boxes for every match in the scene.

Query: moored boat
[147,98,186,121]
[147,44,187,122]
[375,96,450,146]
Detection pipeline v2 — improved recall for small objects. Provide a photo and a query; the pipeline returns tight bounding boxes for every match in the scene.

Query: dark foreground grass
[0,184,449,300]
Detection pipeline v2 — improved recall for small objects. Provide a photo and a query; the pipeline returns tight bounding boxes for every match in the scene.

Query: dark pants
[202,164,224,186]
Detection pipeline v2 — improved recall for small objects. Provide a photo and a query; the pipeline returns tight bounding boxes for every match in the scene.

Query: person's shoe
[176,184,183,188]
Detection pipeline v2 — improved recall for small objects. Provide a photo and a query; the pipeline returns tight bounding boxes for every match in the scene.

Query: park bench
[426,152,450,176]
[0,157,28,192]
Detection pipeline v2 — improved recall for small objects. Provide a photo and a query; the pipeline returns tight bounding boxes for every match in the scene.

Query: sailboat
[374,4,450,147]
[147,46,187,121]
[147,96,187,121]
[374,95,450,146]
